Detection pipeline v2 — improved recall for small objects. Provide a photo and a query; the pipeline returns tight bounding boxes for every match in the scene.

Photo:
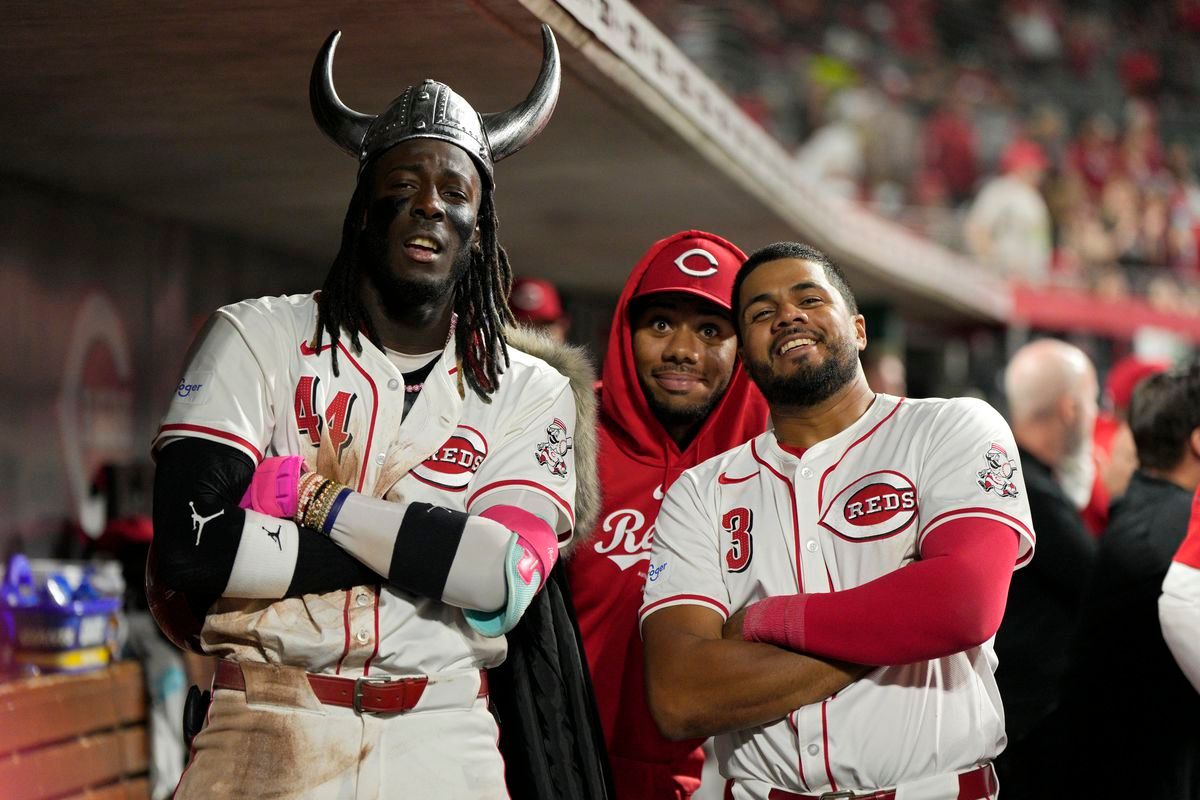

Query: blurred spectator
[642,0,1200,312]
[1106,354,1172,422]
[922,93,979,205]
[994,338,1099,799]
[1059,362,1200,798]
[861,345,907,395]
[964,139,1052,281]
[1083,355,1170,533]
[1065,113,1120,200]
[509,276,571,344]
[794,88,873,198]
[863,67,922,197]
[1049,173,1118,281]
[1024,103,1067,173]
[1005,0,1062,65]
[1118,47,1163,98]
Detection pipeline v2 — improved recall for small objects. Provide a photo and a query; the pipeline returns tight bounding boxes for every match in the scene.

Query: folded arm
[238,455,561,636]
[642,604,866,740]
[152,438,382,612]
[739,518,1019,665]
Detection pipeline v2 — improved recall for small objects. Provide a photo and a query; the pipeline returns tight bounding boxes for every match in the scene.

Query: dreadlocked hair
[313,180,514,401]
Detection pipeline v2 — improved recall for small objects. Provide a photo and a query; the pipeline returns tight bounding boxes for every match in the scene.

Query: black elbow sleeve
[152,438,254,604]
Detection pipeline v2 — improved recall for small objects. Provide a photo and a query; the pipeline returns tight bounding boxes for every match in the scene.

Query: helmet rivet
[418,92,430,101]
[414,119,426,130]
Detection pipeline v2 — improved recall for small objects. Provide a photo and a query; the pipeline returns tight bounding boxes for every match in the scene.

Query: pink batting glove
[479,505,559,585]
[239,455,308,519]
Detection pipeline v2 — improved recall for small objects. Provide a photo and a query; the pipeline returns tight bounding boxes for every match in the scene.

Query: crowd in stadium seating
[643,0,1200,313]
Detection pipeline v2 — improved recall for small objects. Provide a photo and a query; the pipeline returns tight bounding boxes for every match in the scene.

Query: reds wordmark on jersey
[641,394,1035,795]
[154,293,577,676]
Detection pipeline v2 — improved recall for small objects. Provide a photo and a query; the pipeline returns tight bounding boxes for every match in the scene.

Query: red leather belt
[766,763,997,800]
[213,660,488,714]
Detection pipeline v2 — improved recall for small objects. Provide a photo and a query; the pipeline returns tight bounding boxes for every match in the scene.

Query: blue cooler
[0,554,122,674]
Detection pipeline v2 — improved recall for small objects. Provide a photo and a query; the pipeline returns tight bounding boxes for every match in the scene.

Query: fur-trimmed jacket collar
[506,326,600,555]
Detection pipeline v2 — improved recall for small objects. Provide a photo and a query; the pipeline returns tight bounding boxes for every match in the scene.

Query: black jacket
[489,566,614,800]
[994,449,1098,739]
[1058,471,1200,798]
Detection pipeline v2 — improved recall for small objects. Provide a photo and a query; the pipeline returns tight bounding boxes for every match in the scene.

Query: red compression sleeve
[743,518,1018,665]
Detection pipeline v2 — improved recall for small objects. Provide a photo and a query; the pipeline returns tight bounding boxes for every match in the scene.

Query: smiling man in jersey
[641,242,1035,800]
[566,230,769,799]
[145,27,606,799]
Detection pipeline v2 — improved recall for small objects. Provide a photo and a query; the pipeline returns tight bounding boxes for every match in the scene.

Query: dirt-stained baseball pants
[174,664,506,799]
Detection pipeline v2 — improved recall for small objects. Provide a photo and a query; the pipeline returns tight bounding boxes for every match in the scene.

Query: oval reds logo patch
[410,425,489,491]
[819,470,918,542]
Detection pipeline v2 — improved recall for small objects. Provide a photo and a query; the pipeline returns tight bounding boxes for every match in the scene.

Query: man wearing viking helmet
[146,25,605,798]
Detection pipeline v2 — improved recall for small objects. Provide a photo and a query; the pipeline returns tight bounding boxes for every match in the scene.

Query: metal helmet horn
[310,24,561,187]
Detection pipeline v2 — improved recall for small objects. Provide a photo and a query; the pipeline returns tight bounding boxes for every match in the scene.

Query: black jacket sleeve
[490,566,614,800]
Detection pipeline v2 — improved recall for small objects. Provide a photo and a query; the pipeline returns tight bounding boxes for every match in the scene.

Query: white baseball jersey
[640,394,1035,796]
[1161,556,1200,694]
[154,292,577,677]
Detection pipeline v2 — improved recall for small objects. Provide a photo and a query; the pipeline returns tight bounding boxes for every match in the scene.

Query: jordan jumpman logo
[190,501,224,545]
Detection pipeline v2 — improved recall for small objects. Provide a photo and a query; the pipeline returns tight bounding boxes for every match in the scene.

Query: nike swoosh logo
[300,340,333,356]
[717,471,758,485]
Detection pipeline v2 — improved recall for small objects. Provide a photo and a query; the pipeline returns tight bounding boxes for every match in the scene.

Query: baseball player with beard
[641,242,1034,800]
[566,230,769,799]
[147,28,601,799]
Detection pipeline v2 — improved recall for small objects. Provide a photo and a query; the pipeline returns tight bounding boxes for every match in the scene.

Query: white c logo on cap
[674,248,719,278]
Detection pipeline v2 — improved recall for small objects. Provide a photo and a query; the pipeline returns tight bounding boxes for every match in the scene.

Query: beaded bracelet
[294,472,325,525]
[301,479,335,529]
[305,479,350,534]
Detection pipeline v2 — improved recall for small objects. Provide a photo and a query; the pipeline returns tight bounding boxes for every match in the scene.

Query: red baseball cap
[632,230,747,311]
[1001,139,1049,174]
[509,277,565,324]
[1106,355,1170,411]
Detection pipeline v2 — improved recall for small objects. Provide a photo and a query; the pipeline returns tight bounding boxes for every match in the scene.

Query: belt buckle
[819,793,857,799]
[352,676,393,713]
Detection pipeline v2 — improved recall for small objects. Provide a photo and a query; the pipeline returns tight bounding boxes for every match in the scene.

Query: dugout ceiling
[0,0,1003,321]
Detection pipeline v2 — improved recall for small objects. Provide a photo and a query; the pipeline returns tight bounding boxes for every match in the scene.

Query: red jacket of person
[567,231,769,799]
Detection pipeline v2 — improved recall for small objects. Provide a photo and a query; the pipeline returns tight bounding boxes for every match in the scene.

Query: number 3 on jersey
[723,507,754,573]
[294,376,357,460]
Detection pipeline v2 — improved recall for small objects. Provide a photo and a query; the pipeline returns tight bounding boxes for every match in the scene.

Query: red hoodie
[567,231,769,799]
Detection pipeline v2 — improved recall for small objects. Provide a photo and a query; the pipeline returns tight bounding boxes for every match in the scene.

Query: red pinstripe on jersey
[335,341,378,493]
[362,586,381,677]
[785,710,810,791]
[751,440,804,592]
[919,507,1036,565]
[821,694,838,791]
[467,479,575,528]
[335,590,352,676]
[639,593,729,624]
[817,398,904,511]
[157,423,263,463]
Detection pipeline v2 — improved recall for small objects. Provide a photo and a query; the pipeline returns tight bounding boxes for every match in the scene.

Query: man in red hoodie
[567,231,769,798]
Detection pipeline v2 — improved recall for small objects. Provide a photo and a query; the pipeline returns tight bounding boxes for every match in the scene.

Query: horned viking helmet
[310,24,561,187]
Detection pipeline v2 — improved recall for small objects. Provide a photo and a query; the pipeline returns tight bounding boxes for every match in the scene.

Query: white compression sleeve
[327,492,510,611]
[224,509,301,598]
